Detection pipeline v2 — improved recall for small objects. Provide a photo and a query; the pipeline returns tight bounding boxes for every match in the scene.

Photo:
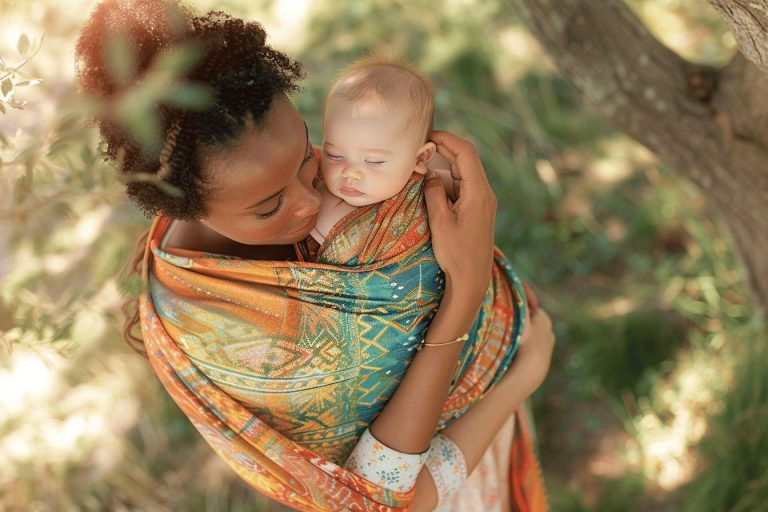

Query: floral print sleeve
[344,428,429,492]
[426,433,468,506]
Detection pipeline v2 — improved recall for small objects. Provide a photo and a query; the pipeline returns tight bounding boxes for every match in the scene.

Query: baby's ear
[414,142,437,175]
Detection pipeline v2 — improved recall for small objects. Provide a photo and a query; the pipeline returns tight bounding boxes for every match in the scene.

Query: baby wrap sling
[139,174,547,511]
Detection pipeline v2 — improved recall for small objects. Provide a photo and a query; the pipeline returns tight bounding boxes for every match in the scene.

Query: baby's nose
[341,166,363,181]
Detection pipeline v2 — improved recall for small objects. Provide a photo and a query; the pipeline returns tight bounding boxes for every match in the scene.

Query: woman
[76,1,555,510]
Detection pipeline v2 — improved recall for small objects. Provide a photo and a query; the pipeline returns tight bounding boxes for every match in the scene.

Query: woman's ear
[414,142,437,175]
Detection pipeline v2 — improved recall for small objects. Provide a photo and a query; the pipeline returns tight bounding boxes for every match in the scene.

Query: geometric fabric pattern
[140,174,546,511]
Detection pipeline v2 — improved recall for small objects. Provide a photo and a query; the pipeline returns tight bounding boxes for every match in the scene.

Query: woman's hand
[409,305,555,512]
[519,282,538,345]
[424,131,497,303]
[369,132,497,454]
[507,307,555,396]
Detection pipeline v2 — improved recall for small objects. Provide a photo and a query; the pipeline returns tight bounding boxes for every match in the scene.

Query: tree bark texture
[507,0,768,313]
[708,0,768,74]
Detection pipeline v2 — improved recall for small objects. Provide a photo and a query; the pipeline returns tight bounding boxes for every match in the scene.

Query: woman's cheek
[305,155,320,180]
[319,162,334,183]
[239,215,286,242]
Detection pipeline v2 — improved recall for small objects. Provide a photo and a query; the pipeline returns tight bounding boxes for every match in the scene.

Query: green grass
[1,0,764,510]
[677,326,768,512]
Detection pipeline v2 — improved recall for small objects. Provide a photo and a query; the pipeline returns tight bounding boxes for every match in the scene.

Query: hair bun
[75,0,304,221]
[75,0,192,100]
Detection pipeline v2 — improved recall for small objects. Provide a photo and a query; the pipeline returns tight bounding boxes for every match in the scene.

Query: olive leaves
[0,33,44,114]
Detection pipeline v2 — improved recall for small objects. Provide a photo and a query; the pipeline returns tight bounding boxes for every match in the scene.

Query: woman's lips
[339,186,364,197]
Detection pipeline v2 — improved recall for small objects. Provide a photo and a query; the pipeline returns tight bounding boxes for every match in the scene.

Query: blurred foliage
[676,322,768,512]
[0,0,764,511]
[0,32,44,114]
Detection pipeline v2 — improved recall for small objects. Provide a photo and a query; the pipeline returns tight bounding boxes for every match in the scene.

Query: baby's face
[321,99,429,206]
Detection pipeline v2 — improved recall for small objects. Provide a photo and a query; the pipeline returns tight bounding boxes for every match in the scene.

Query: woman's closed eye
[253,145,312,220]
[254,195,283,219]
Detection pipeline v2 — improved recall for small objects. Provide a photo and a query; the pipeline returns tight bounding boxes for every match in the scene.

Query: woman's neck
[164,219,297,261]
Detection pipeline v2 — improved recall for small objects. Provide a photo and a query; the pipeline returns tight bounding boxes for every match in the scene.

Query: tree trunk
[708,0,768,75]
[507,0,768,314]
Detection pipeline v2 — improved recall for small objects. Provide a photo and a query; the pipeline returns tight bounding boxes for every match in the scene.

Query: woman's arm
[408,307,556,511]
[367,131,498,454]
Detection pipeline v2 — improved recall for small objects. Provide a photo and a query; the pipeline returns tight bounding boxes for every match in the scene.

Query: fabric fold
[139,174,547,511]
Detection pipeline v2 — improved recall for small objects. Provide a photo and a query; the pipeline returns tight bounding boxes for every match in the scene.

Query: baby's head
[321,54,436,206]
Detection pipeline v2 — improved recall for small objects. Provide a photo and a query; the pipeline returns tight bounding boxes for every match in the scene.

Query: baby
[309,56,533,503]
[310,55,442,244]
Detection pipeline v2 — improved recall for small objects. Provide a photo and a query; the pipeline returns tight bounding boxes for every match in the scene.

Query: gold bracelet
[416,333,469,352]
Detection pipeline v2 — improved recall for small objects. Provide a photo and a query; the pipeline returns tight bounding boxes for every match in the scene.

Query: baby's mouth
[339,186,365,197]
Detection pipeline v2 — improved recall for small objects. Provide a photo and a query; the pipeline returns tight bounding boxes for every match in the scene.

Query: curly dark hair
[75,0,304,220]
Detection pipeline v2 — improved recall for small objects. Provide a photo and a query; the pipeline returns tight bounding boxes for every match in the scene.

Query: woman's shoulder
[163,220,295,260]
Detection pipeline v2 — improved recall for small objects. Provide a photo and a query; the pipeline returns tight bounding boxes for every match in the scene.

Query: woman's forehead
[204,97,306,208]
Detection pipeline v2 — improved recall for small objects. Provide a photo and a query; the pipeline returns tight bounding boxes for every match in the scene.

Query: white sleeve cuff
[425,433,468,505]
[344,428,429,492]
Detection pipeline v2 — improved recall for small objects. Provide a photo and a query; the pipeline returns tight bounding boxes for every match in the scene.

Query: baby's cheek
[320,162,338,183]
[378,174,407,199]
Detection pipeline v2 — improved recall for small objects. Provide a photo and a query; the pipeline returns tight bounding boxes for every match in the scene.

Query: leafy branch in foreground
[0,33,44,114]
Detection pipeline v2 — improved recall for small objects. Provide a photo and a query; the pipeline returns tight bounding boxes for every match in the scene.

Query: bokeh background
[1,0,765,510]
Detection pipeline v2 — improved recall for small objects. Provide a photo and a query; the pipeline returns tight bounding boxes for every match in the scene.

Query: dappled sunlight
[0,344,136,474]
[587,158,634,186]
[0,348,59,419]
[626,346,726,491]
[592,297,638,318]
[44,205,113,275]
[496,26,550,86]
[630,0,736,63]
[192,0,315,52]
[586,136,656,188]
[1,0,764,510]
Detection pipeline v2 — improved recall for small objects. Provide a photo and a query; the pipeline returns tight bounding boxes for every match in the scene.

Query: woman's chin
[285,231,312,244]
[286,220,316,240]
[235,219,316,246]
[232,232,305,247]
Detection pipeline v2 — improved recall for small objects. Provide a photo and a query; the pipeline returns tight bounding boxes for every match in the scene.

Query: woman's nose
[296,186,321,217]
[341,165,362,181]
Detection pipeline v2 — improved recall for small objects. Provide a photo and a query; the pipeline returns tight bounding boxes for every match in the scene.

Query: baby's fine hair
[325,53,435,143]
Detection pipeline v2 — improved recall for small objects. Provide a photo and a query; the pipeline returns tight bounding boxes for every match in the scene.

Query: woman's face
[200,94,322,245]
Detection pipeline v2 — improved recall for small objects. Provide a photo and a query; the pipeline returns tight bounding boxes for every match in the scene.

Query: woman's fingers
[532,308,554,346]
[522,282,538,316]
[429,131,490,191]
[510,307,555,395]
[423,131,495,299]
[423,172,452,225]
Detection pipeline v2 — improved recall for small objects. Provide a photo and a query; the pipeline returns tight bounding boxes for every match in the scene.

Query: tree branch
[708,0,768,75]
[507,0,768,311]
[508,0,727,181]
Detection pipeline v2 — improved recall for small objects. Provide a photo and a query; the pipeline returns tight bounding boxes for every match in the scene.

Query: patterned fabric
[139,173,548,511]
[426,433,468,506]
[344,428,428,492]
[436,414,515,511]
